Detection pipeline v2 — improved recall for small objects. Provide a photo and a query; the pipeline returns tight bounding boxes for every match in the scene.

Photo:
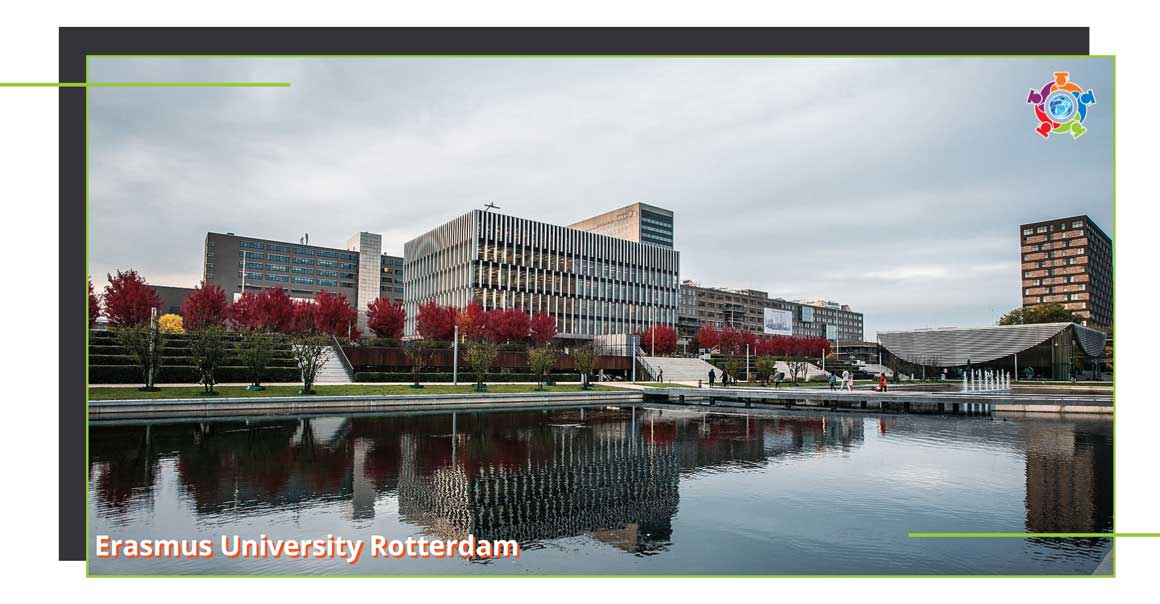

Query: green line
[0,82,289,87]
[910,532,1154,539]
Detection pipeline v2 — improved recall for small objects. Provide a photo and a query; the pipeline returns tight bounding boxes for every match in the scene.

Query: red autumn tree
[639,325,678,355]
[717,327,746,355]
[102,269,162,327]
[529,312,557,347]
[255,287,295,332]
[366,297,406,339]
[228,291,261,330]
[180,282,229,330]
[88,278,100,328]
[456,301,488,341]
[314,291,360,338]
[290,299,318,334]
[486,307,530,344]
[696,324,720,351]
[416,300,457,341]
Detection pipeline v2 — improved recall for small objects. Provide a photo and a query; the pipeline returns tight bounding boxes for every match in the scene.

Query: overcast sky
[88,57,1113,337]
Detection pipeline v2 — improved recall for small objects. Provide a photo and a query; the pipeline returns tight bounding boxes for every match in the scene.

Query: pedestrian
[658,368,664,383]
[774,371,783,388]
[708,368,716,388]
[842,370,852,391]
[878,372,888,393]
[828,372,838,391]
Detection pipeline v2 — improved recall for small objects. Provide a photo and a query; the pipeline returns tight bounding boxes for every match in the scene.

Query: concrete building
[568,202,675,248]
[402,209,680,338]
[201,231,404,331]
[1019,215,1112,329]
[677,280,864,344]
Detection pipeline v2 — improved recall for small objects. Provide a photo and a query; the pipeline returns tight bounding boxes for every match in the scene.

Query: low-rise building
[677,281,864,345]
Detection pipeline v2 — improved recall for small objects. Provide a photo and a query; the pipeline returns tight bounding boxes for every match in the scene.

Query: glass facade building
[403,210,680,338]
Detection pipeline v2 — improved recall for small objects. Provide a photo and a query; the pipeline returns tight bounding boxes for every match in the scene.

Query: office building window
[318,279,338,287]
[240,241,265,250]
[317,269,338,278]
[318,260,338,268]
[268,254,290,263]
[293,247,314,256]
[267,244,291,253]
[239,251,265,260]
[266,274,289,283]
[266,264,288,272]
[291,276,314,285]
[292,257,314,265]
[291,266,313,275]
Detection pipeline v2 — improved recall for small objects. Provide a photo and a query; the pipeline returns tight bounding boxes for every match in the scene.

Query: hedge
[89,365,302,384]
[354,372,581,383]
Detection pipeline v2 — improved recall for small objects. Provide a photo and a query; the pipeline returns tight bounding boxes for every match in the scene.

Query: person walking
[774,371,784,389]
[658,368,664,383]
[828,372,838,391]
[878,372,888,393]
[841,370,852,391]
[708,368,716,388]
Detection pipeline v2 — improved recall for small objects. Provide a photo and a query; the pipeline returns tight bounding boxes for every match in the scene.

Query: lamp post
[650,305,656,357]
[453,325,459,385]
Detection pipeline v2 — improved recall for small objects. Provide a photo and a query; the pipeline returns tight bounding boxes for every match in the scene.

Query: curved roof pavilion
[877,322,1106,367]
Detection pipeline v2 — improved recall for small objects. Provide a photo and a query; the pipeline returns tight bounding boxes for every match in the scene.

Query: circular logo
[1045,91,1076,122]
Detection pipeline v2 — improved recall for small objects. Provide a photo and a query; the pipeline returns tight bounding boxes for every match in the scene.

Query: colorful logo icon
[1027,72,1096,139]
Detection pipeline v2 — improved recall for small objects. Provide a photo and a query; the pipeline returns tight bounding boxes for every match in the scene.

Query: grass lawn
[88,383,625,401]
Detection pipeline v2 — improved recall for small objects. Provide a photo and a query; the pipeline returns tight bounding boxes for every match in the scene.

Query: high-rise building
[201,231,404,331]
[1019,215,1112,329]
[568,202,675,248]
[402,209,680,338]
[677,281,864,344]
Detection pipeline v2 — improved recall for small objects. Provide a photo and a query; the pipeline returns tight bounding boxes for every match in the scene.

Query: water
[88,405,1113,575]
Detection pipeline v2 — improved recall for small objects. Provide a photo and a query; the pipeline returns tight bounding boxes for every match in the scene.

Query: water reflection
[88,406,1112,574]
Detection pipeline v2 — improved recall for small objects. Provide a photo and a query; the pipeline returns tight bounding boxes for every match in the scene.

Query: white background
[0,1,1155,600]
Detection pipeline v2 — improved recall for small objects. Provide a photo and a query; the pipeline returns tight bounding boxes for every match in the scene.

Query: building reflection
[88,407,1109,556]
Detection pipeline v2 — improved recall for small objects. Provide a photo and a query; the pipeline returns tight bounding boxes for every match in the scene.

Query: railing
[636,347,658,381]
[330,334,355,380]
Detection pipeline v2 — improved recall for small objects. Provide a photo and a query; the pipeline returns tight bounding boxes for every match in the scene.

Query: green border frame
[79,54,1113,577]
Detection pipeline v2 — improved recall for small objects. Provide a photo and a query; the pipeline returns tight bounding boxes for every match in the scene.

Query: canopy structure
[878,322,1106,367]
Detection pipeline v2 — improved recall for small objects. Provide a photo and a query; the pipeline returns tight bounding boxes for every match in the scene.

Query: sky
[88,57,1113,337]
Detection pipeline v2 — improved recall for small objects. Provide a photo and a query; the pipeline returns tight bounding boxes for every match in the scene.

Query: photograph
[82,54,1113,576]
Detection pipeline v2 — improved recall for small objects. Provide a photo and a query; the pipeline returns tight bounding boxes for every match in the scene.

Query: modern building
[877,322,1107,380]
[1019,215,1112,329]
[568,202,675,248]
[677,281,864,344]
[402,209,680,338]
[149,285,196,316]
[201,231,404,332]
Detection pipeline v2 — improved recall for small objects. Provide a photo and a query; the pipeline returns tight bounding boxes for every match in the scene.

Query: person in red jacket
[878,372,888,392]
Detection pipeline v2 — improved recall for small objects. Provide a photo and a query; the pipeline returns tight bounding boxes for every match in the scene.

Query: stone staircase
[311,344,353,384]
[638,356,723,383]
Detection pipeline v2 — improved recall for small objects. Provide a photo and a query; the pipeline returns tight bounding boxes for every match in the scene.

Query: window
[340,272,356,280]
[239,251,265,260]
[341,262,358,270]
[318,279,338,287]
[291,276,314,285]
[238,261,263,270]
[291,266,313,275]
[1022,228,1034,235]
[340,252,359,261]
[317,250,340,259]
[292,257,314,265]
[268,254,290,263]
[317,269,338,278]
[1036,226,1048,234]
[267,244,291,253]
[318,260,338,268]
[240,241,265,250]
[293,247,314,256]
[266,263,288,272]
[340,282,355,289]
[1072,221,1083,228]
[266,274,289,283]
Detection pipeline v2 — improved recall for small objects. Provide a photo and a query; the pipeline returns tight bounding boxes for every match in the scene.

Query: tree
[696,324,720,352]
[529,312,557,347]
[88,278,100,328]
[718,328,746,356]
[228,291,262,331]
[181,282,229,330]
[114,323,165,390]
[456,301,487,341]
[754,355,777,386]
[528,346,557,390]
[572,344,596,389]
[290,331,331,394]
[314,291,360,339]
[290,299,318,334]
[158,313,184,334]
[366,297,405,339]
[999,303,1079,325]
[487,307,530,344]
[238,328,275,390]
[465,338,499,392]
[103,270,161,327]
[255,287,295,332]
[402,338,436,388]
[723,355,743,386]
[189,326,228,394]
[639,325,678,355]
[416,300,457,341]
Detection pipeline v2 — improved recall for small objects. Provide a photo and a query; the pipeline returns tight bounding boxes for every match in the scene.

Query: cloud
[87,57,1114,337]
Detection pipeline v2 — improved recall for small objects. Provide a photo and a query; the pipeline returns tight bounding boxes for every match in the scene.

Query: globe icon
[1047,93,1075,121]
